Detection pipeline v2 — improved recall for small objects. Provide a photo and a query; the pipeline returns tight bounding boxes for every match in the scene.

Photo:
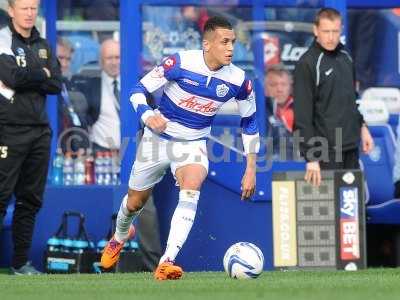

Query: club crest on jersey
[216,83,229,97]
[16,48,25,56]
[38,49,48,59]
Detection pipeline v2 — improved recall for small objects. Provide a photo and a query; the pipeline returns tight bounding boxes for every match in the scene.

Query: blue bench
[360,125,400,224]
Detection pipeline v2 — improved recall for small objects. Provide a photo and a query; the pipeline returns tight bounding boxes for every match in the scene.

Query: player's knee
[127,190,149,211]
[179,178,202,190]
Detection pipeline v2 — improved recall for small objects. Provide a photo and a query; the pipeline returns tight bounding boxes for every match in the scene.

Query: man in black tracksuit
[293,7,374,187]
[0,0,61,274]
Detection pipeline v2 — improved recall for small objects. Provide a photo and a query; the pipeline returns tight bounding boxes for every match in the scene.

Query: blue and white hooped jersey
[130,50,258,150]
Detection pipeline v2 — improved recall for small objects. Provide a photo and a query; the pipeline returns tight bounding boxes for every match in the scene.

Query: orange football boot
[100,225,135,269]
[154,260,183,280]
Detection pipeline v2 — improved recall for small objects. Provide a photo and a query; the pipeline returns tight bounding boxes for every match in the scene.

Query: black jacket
[71,74,102,126]
[293,40,364,159]
[0,21,62,125]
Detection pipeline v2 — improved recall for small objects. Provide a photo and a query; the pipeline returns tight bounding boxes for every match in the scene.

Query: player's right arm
[130,54,180,133]
[293,59,319,186]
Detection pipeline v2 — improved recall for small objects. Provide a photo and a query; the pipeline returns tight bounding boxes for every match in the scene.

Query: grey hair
[8,0,40,7]
[57,36,74,53]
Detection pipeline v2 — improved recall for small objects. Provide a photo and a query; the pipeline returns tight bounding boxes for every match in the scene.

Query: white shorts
[128,128,209,191]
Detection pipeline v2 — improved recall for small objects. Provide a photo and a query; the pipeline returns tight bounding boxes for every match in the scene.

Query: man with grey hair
[72,38,121,153]
[56,36,89,152]
[0,0,62,275]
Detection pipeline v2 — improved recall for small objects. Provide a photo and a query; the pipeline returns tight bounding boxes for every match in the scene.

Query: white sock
[159,189,200,263]
[114,195,142,243]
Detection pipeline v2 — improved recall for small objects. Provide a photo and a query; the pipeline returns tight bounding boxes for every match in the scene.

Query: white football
[223,242,264,279]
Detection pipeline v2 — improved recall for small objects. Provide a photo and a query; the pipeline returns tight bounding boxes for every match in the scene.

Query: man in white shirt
[73,38,121,152]
[91,39,121,151]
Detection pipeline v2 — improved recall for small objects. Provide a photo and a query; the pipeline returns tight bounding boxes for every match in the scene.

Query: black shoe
[9,261,42,275]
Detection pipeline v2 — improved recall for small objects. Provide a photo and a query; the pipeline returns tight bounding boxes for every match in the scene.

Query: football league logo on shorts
[216,84,229,97]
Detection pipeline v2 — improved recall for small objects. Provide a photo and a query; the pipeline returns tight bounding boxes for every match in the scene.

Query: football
[223,242,264,279]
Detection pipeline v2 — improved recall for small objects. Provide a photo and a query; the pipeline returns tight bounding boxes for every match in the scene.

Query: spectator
[293,8,374,187]
[265,64,295,160]
[57,37,74,80]
[0,0,62,274]
[347,9,377,92]
[56,37,89,152]
[181,6,209,33]
[73,38,120,153]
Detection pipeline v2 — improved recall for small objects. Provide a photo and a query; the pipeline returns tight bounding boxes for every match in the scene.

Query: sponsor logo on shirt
[325,68,333,76]
[216,83,229,97]
[178,96,218,114]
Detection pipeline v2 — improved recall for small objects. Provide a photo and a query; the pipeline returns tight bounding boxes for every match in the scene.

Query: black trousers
[0,125,51,268]
[319,148,360,170]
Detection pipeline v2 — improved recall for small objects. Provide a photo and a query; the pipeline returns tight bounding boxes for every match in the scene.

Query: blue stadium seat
[360,124,400,224]
[210,114,242,150]
[64,34,100,74]
[3,201,14,230]
[388,114,399,137]
[0,202,14,267]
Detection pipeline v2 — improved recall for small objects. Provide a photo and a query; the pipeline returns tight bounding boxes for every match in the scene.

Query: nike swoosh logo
[325,68,333,76]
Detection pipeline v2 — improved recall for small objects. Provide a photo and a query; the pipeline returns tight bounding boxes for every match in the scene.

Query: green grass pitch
[1,269,400,300]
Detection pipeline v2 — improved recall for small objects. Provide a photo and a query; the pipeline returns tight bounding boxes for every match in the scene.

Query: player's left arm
[236,78,260,200]
[39,44,62,95]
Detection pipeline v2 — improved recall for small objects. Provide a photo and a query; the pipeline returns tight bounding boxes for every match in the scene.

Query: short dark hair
[314,8,341,26]
[203,16,232,35]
